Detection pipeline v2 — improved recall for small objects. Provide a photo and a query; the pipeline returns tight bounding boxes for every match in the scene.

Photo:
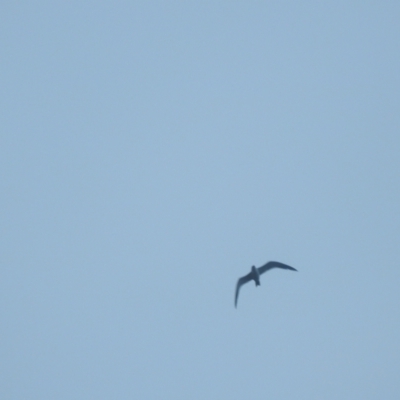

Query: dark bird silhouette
[235,261,297,308]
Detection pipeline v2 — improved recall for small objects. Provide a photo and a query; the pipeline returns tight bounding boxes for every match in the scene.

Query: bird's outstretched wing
[258,261,297,275]
[235,272,253,308]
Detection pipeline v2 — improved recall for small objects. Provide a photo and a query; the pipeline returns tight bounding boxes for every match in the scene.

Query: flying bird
[235,261,297,307]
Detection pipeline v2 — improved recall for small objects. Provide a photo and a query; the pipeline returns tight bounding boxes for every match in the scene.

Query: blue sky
[1,2,400,399]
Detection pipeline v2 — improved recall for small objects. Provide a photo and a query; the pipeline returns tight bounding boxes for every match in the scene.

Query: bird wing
[257,261,297,275]
[235,272,253,308]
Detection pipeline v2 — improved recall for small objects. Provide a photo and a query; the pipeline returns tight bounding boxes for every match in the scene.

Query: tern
[235,261,297,307]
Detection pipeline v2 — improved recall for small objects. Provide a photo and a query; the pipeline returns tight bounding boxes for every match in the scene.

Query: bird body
[235,261,297,308]
[251,265,260,286]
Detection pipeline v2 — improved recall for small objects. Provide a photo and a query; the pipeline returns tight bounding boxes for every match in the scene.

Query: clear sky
[1,2,400,399]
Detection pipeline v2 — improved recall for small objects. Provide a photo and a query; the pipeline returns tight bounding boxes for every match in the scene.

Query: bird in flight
[235,261,297,308]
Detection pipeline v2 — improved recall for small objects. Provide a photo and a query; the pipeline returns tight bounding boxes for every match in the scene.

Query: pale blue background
[1,2,400,399]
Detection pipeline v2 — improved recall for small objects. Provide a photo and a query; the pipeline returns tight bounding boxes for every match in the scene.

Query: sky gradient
[1,2,400,399]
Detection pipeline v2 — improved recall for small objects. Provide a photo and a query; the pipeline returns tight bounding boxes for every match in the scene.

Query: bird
[235,261,297,308]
